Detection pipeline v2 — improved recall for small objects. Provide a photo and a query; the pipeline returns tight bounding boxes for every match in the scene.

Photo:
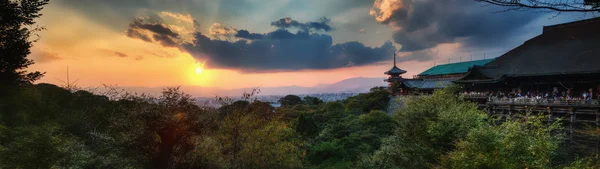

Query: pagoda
[384,52,407,95]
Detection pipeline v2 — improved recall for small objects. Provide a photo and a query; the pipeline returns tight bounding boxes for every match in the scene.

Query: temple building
[455,17,600,101]
[385,55,493,95]
[452,18,600,142]
[384,53,407,95]
[386,17,600,99]
[385,17,600,146]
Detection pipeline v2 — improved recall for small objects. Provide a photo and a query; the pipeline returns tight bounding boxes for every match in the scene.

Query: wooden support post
[570,108,575,135]
[548,107,553,123]
[595,109,600,126]
[508,105,512,120]
[525,107,529,122]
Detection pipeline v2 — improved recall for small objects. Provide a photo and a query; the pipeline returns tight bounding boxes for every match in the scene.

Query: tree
[279,95,303,106]
[442,116,564,169]
[345,87,390,115]
[110,87,217,169]
[357,86,487,168]
[0,123,72,169]
[0,0,48,86]
[217,94,301,169]
[475,0,600,12]
[303,96,323,106]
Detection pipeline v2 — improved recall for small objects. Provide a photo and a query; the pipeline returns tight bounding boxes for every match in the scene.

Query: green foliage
[442,116,564,169]
[358,86,487,168]
[307,141,352,169]
[300,105,397,168]
[359,110,397,137]
[295,113,320,138]
[303,96,324,106]
[561,156,600,169]
[345,87,390,115]
[279,95,303,106]
[217,100,302,169]
[0,81,590,169]
[0,123,73,169]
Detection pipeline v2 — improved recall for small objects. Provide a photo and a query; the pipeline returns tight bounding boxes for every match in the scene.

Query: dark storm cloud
[235,17,334,40]
[126,28,152,42]
[372,0,540,52]
[235,30,266,40]
[271,17,333,32]
[124,17,394,71]
[396,49,435,62]
[181,30,396,71]
[126,18,180,47]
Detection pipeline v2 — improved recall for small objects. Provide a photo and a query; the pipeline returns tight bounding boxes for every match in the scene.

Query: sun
[195,67,203,74]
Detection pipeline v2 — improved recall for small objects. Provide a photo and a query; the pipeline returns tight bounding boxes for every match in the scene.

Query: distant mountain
[316,77,386,93]
[115,77,387,97]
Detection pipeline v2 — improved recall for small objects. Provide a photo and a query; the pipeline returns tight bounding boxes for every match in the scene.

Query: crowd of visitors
[462,86,600,105]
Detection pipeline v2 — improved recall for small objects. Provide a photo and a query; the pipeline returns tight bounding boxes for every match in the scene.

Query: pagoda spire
[393,52,396,67]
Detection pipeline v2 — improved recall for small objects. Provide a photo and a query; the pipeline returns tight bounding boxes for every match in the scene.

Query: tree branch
[476,0,600,12]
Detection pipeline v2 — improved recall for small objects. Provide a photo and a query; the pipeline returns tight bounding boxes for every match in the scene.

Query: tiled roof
[418,59,494,76]
[457,17,600,83]
[404,79,454,89]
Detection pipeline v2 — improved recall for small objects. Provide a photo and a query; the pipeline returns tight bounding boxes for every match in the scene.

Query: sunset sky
[28,0,592,90]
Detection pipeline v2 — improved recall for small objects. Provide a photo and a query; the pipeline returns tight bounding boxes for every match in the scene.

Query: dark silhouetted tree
[278,95,303,106]
[303,96,323,106]
[0,0,48,86]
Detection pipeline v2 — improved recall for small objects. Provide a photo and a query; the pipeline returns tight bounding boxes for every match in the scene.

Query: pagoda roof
[456,17,600,83]
[385,66,407,75]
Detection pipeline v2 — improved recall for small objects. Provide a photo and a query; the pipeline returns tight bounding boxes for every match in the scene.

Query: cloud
[396,49,435,62]
[32,48,63,63]
[370,0,540,52]
[126,18,180,47]
[234,17,336,40]
[235,29,266,40]
[113,52,128,58]
[271,17,333,32]
[209,23,238,38]
[181,30,396,71]
[159,12,195,24]
[124,15,396,71]
[99,49,134,59]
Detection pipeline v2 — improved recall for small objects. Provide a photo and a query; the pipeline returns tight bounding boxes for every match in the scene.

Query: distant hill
[316,77,386,93]
[115,77,387,97]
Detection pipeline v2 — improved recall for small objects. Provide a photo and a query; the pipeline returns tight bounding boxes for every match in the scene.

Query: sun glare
[195,67,203,74]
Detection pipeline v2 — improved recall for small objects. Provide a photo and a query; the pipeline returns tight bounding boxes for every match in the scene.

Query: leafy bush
[443,115,564,169]
[358,86,488,168]
[345,87,390,115]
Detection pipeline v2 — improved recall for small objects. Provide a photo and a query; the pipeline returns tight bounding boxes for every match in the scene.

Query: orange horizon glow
[26,1,437,90]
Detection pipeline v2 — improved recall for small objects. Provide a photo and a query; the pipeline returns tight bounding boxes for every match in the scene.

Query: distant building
[384,53,408,95]
[385,54,492,95]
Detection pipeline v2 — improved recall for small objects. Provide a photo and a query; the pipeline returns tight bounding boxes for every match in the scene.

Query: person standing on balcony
[552,87,560,100]
[588,88,594,104]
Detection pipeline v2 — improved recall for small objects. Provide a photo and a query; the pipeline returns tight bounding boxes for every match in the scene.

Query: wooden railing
[461,94,600,107]
[488,97,599,106]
